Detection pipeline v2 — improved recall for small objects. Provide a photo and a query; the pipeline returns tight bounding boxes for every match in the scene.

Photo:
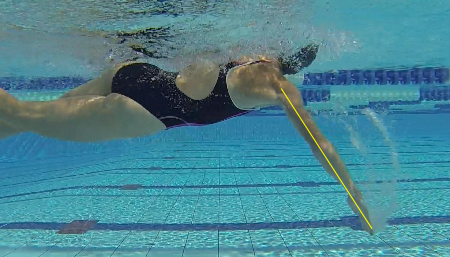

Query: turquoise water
[2,0,450,77]
[0,114,449,256]
[1,0,450,256]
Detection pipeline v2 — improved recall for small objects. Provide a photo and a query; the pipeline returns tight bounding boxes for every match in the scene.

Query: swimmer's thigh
[12,93,166,142]
[61,62,137,98]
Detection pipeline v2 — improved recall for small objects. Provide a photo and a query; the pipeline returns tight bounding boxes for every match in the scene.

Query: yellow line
[280,88,373,230]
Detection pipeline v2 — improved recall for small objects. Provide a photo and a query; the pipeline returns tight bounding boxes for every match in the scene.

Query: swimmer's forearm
[281,97,356,190]
[276,79,356,191]
[285,108,355,189]
[313,142,355,190]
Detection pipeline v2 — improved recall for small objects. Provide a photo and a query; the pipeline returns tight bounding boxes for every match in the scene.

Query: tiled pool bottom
[0,140,449,257]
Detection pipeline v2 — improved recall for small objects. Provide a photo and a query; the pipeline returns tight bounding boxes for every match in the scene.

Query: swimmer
[0,43,373,235]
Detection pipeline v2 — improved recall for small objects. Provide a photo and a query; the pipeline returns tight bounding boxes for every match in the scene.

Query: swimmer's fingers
[347,189,374,235]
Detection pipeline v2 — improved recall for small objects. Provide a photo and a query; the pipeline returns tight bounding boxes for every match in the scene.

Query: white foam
[359,108,399,232]
[338,108,399,233]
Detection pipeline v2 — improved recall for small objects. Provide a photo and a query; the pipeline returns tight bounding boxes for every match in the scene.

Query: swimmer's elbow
[275,80,304,111]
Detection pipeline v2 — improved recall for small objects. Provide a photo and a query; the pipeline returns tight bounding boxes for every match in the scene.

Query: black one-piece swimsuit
[111,62,251,129]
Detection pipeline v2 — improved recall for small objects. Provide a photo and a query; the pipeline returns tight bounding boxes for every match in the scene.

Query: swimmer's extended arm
[273,78,356,192]
[274,77,374,235]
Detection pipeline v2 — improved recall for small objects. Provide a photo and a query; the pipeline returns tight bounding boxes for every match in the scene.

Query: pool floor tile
[183,231,218,256]
[249,229,288,249]
[151,231,189,249]
[1,136,450,256]
[394,224,449,242]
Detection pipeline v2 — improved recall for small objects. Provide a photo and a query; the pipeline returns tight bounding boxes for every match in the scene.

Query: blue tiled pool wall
[0,112,449,256]
[0,113,448,161]
[1,73,450,255]
[1,67,450,115]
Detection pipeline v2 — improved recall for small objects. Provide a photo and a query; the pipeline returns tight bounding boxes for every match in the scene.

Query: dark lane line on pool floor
[1,185,449,205]
[0,215,449,234]
[2,145,449,180]
[1,177,450,201]
[0,177,449,202]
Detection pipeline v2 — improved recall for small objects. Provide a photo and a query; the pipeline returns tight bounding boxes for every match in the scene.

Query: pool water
[0,111,449,256]
[1,0,450,256]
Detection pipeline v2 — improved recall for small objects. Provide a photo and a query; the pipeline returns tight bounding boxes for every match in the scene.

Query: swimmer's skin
[0,57,374,235]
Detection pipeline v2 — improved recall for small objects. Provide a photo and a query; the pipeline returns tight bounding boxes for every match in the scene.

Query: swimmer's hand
[347,186,374,235]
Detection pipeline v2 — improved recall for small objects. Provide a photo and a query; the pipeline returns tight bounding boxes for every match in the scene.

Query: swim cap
[278,43,319,75]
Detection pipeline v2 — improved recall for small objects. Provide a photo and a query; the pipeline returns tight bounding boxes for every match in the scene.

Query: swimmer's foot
[347,187,374,235]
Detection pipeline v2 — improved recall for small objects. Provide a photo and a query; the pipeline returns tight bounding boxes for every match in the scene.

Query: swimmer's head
[278,43,319,75]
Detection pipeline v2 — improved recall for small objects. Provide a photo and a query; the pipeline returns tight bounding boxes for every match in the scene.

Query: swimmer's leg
[0,121,25,140]
[60,62,136,98]
[0,88,166,142]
